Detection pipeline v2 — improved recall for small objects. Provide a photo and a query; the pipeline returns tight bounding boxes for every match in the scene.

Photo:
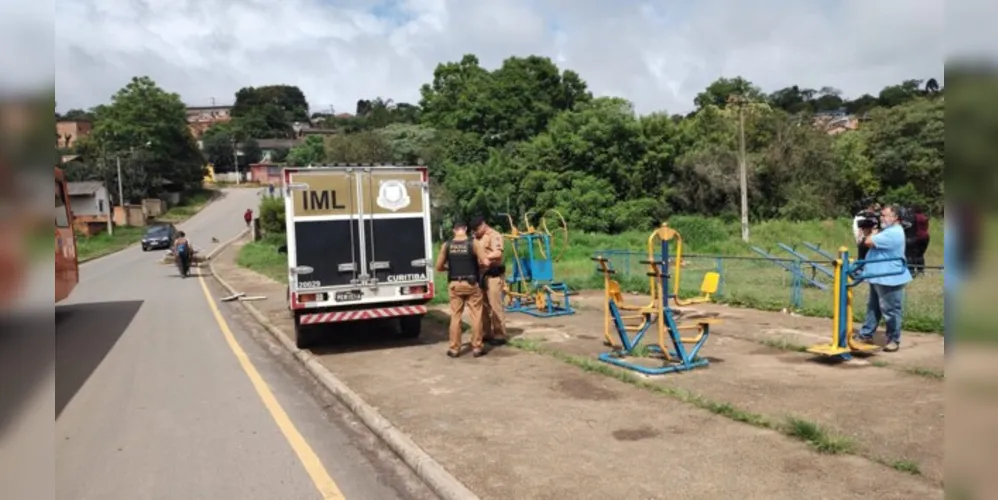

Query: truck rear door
[286,169,362,291]
[357,167,431,289]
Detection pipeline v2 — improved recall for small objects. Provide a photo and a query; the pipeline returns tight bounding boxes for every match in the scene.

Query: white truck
[279,164,435,348]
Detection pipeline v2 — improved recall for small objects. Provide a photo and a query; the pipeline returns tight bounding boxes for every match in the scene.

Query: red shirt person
[910,206,930,276]
[244,209,253,227]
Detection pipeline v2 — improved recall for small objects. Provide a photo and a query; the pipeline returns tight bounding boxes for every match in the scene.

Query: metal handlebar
[847,256,907,287]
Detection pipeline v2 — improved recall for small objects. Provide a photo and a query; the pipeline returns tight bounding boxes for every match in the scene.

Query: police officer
[469,215,508,346]
[434,220,487,358]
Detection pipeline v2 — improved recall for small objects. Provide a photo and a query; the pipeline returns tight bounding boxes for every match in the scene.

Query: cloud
[48,0,965,115]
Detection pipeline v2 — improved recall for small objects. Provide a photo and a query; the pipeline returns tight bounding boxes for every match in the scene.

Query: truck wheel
[399,315,423,339]
[293,312,313,349]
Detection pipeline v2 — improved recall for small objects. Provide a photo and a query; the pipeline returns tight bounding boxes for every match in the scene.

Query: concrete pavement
[56,188,435,500]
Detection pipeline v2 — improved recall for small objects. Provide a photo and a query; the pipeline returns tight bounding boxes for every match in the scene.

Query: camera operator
[852,199,881,260]
[856,204,912,353]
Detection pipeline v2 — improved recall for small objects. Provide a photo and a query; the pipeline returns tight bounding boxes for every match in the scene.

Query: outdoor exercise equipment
[751,244,829,291]
[805,247,906,360]
[501,210,575,318]
[591,224,720,375]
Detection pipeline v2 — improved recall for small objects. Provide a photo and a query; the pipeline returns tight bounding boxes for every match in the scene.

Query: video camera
[855,197,880,230]
[855,209,880,230]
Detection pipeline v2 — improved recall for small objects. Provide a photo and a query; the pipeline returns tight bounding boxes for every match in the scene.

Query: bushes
[259,196,285,236]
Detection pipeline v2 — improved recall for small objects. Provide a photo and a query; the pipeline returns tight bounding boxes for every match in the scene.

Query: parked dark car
[141,224,177,251]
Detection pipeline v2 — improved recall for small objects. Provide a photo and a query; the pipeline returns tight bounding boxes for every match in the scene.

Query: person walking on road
[244,208,253,228]
[434,220,487,358]
[470,216,508,346]
[173,231,194,278]
[856,205,912,353]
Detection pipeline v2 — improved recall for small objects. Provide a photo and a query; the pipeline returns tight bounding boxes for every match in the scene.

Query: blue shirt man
[857,205,912,351]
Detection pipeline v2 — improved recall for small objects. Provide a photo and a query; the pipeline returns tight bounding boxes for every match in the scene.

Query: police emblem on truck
[376,180,411,212]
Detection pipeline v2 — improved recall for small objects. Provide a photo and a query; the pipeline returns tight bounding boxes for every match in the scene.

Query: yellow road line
[197,273,346,500]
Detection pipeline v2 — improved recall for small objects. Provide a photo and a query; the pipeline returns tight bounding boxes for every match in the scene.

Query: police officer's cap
[469,216,486,230]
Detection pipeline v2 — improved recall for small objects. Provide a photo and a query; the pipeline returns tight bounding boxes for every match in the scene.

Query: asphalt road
[56,188,436,500]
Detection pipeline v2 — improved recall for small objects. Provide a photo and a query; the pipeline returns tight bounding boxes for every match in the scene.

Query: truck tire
[399,315,423,339]
[293,312,313,349]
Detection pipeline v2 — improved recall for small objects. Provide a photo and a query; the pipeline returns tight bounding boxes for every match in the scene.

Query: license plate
[334,290,362,302]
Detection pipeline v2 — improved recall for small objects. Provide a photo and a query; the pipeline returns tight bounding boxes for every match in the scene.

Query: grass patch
[784,417,857,454]
[236,235,287,283]
[870,360,944,380]
[458,215,945,334]
[248,214,946,333]
[902,366,945,380]
[76,226,146,261]
[890,459,922,475]
[759,338,809,352]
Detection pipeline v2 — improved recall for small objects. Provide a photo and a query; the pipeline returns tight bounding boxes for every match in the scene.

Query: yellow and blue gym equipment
[501,210,575,318]
[591,224,720,375]
[806,248,907,360]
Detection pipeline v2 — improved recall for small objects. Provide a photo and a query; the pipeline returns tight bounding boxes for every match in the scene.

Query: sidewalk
[212,238,942,499]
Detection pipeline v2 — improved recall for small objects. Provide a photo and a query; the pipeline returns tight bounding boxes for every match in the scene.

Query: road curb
[206,235,480,500]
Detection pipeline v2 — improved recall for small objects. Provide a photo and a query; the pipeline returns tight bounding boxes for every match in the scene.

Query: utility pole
[729,94,750,242]
[738,102,749,242]
[116,155,125,212]
[99,143,113,235]
[232,137,240,185]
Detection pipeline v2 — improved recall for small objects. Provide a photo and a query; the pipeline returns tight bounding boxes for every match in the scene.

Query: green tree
[202,125,263,170]
[419,54,591,145]
[83,76,204,202]
[231,85,310,138]
[378,123,437,164]
[202,128,237,170]
[693,77,765,110]
[877,79,924,108]
[286,135,326,165]
[861,97,944,211]
[325,131,393,163]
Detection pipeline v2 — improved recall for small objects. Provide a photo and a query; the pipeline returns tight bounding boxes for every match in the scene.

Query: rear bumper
[142,240,171,250]
[298,304,428,325]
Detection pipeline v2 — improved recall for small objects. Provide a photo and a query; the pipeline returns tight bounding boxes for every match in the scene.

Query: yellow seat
[672,271,720,306]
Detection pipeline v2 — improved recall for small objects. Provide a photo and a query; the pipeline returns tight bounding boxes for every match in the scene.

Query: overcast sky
[29,0,989,114]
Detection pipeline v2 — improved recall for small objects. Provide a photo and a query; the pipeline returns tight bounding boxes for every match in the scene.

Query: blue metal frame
[751,246,828,291]
[802,242,836,261]
[778,243,834,279]
[505,232,575,317]
[598,234,710,375]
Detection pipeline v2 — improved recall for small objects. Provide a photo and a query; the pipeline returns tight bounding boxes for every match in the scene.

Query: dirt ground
[519,291,946,484]
[211,239,944,499]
